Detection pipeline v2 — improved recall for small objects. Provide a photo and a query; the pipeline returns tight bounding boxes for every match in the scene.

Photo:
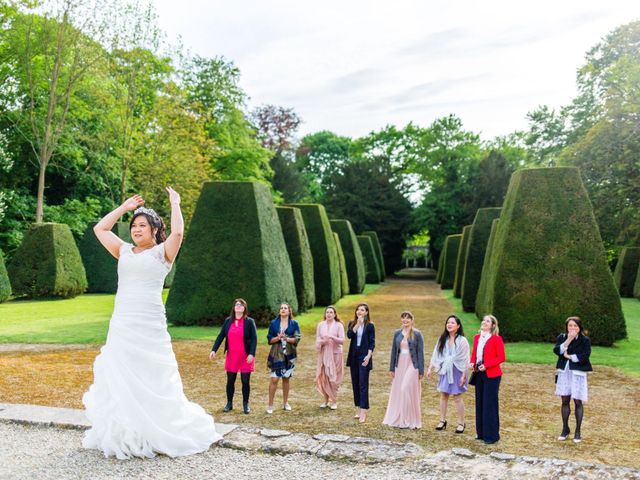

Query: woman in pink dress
[209,298,257,414]
[315,306,345,410]
[383,311,425,429]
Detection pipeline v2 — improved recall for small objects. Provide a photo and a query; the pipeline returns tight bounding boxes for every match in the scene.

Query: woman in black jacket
[553,316,592,443]
[209,298,258,414]
[346,303,375,423]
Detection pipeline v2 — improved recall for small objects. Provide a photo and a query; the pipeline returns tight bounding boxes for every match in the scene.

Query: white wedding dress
[82,242,221,459]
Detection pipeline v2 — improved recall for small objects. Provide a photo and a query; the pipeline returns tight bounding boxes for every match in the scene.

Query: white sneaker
[266,406,273,414]
[283,403,292,411]
[319,402,328,408]
[329,403,337,410]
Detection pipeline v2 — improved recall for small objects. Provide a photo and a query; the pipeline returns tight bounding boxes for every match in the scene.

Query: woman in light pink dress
[383,311,425,429]
[315,306,345,410]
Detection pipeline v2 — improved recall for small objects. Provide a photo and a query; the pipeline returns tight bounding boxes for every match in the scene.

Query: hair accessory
[133,206,161,227]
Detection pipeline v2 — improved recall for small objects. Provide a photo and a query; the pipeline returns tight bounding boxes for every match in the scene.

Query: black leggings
[561,396,584,436]
[226,372,251,403]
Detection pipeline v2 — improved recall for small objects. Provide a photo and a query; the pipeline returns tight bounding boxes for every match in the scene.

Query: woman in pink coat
[315,306,345,410]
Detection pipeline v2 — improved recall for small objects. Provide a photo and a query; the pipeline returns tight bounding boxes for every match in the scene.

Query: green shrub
[164,262,176,289]
[635,263,640,299]
[8,223,87,298]
[440,234,462,290]
[77,222,130,293]
[333,233,349,297]
[453,225,472,298]
[362,231,386,279]
[613,247,640,297]
[357,235,381,284]
[435,246,446,284]
[286,203,341,306]
[276,206,316,311]
[476,219,500,317]
[330,219,365,294]
[0,249,11,302]
[166,182,298,326]
[475,167,625,346]
[461,208,501,312]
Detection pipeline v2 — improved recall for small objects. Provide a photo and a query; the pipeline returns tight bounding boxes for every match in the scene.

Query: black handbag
[469,371,477,386]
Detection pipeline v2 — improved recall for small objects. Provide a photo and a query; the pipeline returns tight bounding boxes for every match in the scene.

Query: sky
[153,0,640,140]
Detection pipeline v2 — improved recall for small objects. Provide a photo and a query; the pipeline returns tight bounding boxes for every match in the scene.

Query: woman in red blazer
[470,314,506,444]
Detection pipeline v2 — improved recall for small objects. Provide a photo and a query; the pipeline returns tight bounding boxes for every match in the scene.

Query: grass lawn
[0,286,382,344]
[444,291,640,376]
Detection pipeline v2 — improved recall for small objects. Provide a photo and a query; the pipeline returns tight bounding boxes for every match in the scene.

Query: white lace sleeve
[152,243,172,270]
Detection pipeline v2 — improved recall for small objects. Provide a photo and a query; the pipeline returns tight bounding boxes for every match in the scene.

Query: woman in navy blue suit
[346,303,375,423]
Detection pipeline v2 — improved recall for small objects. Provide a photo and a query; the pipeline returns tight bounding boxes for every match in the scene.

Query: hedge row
[357,235,381,284]
[440,234,462,289]
[453,225,472,298]
[77,222,130,293]
[0,249,11,302]
[287,203,341,306]
[461,208,501,312]
[333,233,350,297]
[475,167,625,346]
[435,248,445,284]
[613,247,640,298]
[166,182,298,326]
[330,219,366,294]
[8,223,87,298]
[277,206,316,311]
[362,231,385,280]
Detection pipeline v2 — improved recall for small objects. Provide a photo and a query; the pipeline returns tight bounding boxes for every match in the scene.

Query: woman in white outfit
[82,188,221,459]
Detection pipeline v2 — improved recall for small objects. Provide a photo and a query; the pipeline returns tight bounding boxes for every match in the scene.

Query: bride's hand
[122,194,144,211]
[166,186,181,205]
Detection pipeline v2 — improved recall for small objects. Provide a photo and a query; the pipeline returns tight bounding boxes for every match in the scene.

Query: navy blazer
[346,322,375,370]
[211,316,258,356]
[553,333,593,372]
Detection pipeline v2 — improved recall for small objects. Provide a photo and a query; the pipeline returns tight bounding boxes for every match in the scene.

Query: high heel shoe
[455,423,465,434]
[435,420,447,431]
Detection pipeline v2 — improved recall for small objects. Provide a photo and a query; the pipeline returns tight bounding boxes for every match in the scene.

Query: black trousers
[474,371,501,443]
[350,356,370,409]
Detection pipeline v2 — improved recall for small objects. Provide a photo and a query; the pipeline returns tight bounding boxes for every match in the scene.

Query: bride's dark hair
[130,209,167,244]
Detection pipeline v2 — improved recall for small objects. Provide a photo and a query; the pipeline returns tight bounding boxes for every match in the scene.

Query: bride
[82,187,221,459]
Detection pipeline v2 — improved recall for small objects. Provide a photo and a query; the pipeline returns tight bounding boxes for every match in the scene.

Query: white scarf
[430,335,470,384]
[476,331,492,363]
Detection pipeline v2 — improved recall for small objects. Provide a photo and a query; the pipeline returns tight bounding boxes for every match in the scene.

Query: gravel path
[0,422,433,480]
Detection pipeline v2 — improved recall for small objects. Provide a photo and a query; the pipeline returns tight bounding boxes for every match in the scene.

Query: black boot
[243,401,250,414]
[223,401,233,412]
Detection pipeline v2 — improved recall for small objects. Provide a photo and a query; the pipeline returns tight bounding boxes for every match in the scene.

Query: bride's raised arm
[163,187,183,263]
[94,195,144,259]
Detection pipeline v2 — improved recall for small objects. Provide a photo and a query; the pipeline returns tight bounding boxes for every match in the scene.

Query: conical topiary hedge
[475,167,625,346]
[476,218,500,317]
[358,235,382,284]
[461,208,501,312]
[362,231,386,279]
[330,219,365,294]
[166,181,298,326]
[77,222,131,293]
[0,249,11,302]
[286,204,341,306]
[440,234,462,290]
[8,223,87,298]
[613,247,640,298]
[453,225,472,298]
[276,206,315,311]
[333,233,349,297]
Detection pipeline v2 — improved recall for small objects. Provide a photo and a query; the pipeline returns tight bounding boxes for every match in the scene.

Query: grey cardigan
[389,328,425,375]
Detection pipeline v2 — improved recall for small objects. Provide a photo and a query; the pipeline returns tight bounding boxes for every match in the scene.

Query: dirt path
[1,277,639,468]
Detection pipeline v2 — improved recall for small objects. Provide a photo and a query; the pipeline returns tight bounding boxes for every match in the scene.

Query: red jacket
[470,334,505,378]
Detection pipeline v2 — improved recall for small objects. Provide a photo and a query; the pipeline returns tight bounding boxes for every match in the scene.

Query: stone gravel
[2,422,639,480]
